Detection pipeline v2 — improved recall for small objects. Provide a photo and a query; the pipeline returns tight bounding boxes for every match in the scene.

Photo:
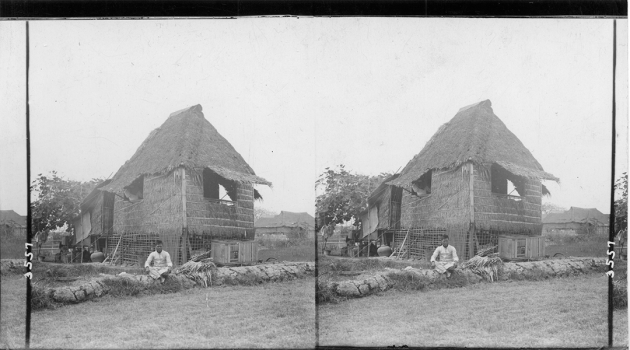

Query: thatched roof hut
[101,104,270,195]
[74,180,114,248]
[543,207,609,235]
[388,100,557,188]
[98,104,270,266]
[0,210,26,237]
[385,100,558,261]
[255,211,315,239]
[359,174,402,242]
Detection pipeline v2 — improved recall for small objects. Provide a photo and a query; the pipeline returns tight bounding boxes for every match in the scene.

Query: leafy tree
[614,172,628,241]
[315,165,392,252]
[541,202,567,216]
[254,207,278,222]
[30,171,104,242]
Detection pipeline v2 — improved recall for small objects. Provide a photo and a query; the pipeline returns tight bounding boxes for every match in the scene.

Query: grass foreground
[318,273,623,348]
[30,277,315,348]
[1,274,26,349]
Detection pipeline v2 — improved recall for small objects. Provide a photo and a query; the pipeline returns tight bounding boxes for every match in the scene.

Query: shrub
[100,277,145,297]
[31,284,56,310]
[223,273,265,286]
[316,279,345,304]
[613,280,627,310]
[388,272,428,292]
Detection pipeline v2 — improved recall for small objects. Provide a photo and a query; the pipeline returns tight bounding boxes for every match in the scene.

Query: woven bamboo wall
[473,165,542,235]
[375,188,391,230]
[186,168,255,240]
[390,226,472,260]
[400,167,470,230]
[89,194,104,236]
[112,170,184,264]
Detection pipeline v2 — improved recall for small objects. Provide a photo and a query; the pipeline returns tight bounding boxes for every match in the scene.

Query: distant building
[255,211,315,240]
[542,207,609,235]
[0,210,26,237]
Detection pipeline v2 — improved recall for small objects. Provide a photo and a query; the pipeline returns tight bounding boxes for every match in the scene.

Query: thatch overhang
[367,173,400,206]
[387,100,558,187]
[100,104,271,194]
[80,179,112,212]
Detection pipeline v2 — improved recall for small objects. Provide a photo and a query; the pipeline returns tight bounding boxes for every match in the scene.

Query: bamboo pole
[109,234,123,265]
[181,167,188,265]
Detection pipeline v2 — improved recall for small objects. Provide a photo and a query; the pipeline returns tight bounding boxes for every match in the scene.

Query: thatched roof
[101,105,271,193]
[80,179,112,211]
[367,173,400,206]
[543,207,609,225]
[388,100,558,187]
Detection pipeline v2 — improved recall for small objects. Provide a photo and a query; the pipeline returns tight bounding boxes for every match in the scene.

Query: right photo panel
[314,18,628,348]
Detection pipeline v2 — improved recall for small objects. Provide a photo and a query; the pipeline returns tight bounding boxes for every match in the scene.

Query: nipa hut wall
[88,194,104,237]
[400,166,470,231]
[473,165,542,235]
[112,170,184,264]
[375,188,392,230]
[185,168,255,239]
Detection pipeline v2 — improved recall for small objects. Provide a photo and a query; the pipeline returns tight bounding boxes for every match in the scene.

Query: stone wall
[38,262,315,304]
[324,258,606,299]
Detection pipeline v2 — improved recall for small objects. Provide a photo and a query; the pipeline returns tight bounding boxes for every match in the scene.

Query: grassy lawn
[258,242,314,262]
[545,232,608,258]
[1,274,26,349]
[614,308,628,346]
[318,274,612,347]
[30,277,315,348]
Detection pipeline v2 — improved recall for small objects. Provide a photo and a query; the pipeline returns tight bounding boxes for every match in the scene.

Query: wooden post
[181,167,188,264]
[468,162,475,224]
[468,162,475,260]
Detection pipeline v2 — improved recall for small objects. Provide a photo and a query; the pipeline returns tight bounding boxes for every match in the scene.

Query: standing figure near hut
[369,241,378,257]
[430,235,459,278]
[145,241,173,283]
[82,247,92,263]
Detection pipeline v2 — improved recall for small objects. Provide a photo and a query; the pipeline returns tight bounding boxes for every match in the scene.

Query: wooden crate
[498,235,545,260]
[211,240,258,265]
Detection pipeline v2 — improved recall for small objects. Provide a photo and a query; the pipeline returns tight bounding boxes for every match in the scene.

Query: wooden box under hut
[498,234,545,260]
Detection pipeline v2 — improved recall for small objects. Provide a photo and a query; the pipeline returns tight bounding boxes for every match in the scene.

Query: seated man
[145,240,173,283]
[430,234,459,278]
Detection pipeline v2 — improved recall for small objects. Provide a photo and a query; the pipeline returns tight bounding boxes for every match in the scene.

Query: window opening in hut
[411,170,432,197]
[229,243,239,263]
[124,176,144,202]
[491,164,524,200]
[516,239,526,258]
[203,169,237,205]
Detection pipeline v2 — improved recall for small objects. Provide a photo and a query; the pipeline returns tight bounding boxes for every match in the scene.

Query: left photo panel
[0,20,316,349]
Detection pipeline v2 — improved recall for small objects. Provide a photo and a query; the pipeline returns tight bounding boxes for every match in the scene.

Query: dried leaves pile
[176,251,216,287]
[461,245,503,282]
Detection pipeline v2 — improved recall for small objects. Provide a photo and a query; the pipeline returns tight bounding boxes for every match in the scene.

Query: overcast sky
[0,18,628,217]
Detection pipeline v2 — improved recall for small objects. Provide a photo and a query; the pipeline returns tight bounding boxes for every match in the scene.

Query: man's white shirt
[145,251,173,268]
